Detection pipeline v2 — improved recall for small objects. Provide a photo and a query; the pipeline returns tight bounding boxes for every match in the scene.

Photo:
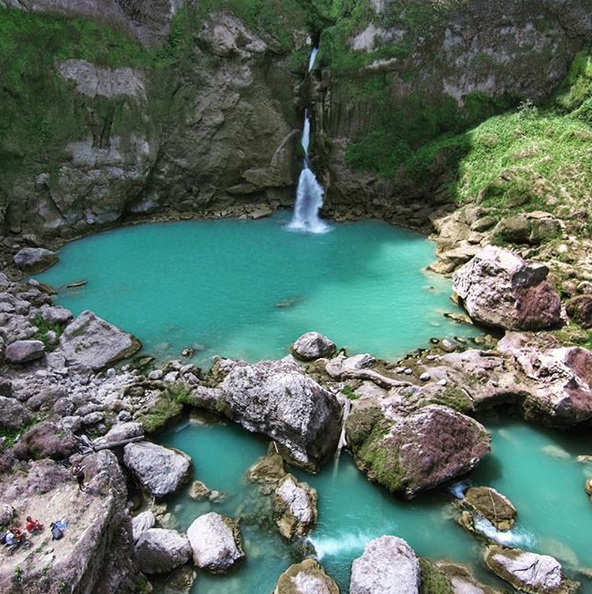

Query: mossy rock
[420,558,455,594]
[136,393,183,434]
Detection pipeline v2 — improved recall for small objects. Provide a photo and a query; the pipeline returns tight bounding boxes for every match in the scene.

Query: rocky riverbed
[1,233,592,594]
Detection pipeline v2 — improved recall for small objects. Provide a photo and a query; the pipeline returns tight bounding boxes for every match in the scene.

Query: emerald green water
[160,416,592,594]
[35,213,477,365]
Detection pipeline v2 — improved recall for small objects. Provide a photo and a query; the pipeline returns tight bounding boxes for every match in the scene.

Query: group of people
[2,516,44,551]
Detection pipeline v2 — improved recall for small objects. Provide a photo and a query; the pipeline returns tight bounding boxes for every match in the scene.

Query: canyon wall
[1,0,591,237]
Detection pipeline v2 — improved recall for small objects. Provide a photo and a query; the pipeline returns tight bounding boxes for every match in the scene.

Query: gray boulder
[215,356,342,471]
[0,396,30,432]
[273,474,318,540]
[59,310,141,370]
[273,558,339,594]
[5,339,45,363]
[13,247,58,273]
[134,528,191,574]
[485,546,579,594]
[291,332,336,361]
[132,510,156,542]
[452,246,561,330]
[350,536,420,594]
[123,442,192,498]
[187,512,245,573]
[39,304,73,325]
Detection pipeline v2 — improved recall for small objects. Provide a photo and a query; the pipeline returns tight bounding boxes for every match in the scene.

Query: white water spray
[288,48,329,234]
[473,515,535,548]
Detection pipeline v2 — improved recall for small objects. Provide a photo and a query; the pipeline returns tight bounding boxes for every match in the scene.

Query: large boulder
[123,442,192,498]
[59,310,141,370]
[213,357,342,471]
[485,546,579,594]
[187,512,245,573]
[350,536,420,594]
[134,528,191,574]
[13,247,58,273]
[498,333,592,427]
[5,339,45,363]
[452,246,561,330]
[273,558,339,594]
[273,474,318,540]
[291,332,336,361]
[0,396,31,432]
[346,403,490,498]
[13,421,77,460]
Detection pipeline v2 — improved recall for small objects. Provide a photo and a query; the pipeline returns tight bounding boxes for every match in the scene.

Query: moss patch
[420,558,455,594]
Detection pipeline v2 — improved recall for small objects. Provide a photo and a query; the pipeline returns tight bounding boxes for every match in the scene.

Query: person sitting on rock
[5,526,25,547]
[25,516,44,533]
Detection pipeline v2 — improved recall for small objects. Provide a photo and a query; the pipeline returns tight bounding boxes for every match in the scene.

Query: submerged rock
[452,246,561,331]
[13,247,58,273]
[134,528,191,574]
[123,442,192,498]
[59,310,141,370]
[187,512,245,573]
[485,546,579,594]
[5,339,45,363]
[346,404,490,498]
[437,562,504,594]
[460,486,517,532]
[350,535,420,594]
[273,558,339,594]
[273,474,318,540]
[213,356,342,471]
[291,331,336,361]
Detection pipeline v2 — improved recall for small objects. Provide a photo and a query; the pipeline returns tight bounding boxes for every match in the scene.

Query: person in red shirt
[25,516,44,533]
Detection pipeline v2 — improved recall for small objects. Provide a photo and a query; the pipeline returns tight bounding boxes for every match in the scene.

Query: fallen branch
[340,368,413,390]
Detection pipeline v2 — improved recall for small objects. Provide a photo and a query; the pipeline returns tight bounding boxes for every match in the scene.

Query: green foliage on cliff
[0,8,151,178]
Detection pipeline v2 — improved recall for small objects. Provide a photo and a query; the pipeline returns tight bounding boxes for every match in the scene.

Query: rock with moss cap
[485,546,579,594]
[452,246,561,331]
[346,403,490,499]
[273,558,339,594]
[187,512,245,573]
[351,535,420,594]
[459,486,517,532]
[291,332,336,361]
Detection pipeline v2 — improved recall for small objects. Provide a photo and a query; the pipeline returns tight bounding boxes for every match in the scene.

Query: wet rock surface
[458,486,517,534]
[273,474,318,540]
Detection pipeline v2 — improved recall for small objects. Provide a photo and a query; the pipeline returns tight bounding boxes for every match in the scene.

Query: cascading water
[288,48,329,234]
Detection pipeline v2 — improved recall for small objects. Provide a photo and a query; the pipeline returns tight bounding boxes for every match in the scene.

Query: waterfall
[288,48,329,235]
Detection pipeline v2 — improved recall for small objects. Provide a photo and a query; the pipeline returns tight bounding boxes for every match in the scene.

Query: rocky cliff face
[1,0,591,238]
